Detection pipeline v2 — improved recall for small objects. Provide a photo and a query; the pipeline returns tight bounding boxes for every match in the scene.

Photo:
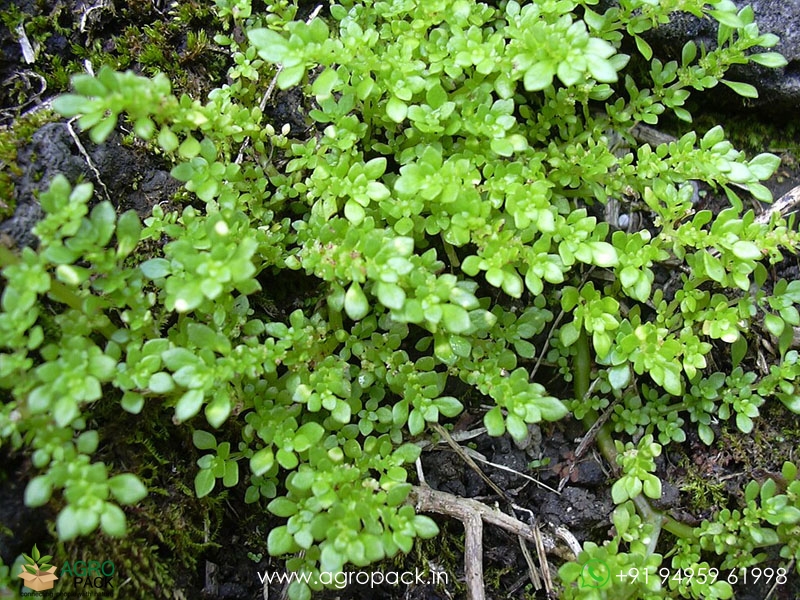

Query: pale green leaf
[108,474,147,505]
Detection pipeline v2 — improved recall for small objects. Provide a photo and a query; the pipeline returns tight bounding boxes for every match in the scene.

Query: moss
[0,108,58,222]
[679,469,727,513]
[687,113,800,156]
[3,0,229,106]
[27,400,229,599]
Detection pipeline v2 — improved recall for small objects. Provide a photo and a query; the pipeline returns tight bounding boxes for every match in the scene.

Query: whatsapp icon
[579,558,611,588]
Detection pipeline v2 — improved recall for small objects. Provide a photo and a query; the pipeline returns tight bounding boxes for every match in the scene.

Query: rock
[1,122,179,248]
[640,1,800,110]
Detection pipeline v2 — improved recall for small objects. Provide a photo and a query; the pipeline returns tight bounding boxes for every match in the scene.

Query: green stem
[574,328,591,402]
[573,327,696,548]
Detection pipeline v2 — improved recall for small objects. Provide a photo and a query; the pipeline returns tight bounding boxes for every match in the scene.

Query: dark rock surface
[641,1,800,110]
[0,122,179,248]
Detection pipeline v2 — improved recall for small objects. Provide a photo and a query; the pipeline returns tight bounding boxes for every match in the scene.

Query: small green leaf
[393,443,421,463]
[268,525,297,556]
[588,242,618,267]
[268,497,298,518]
[661,365,683,396]
[53,94,89,117]
[344,199,365,224]
[634,35,653,60]
[248,28,290,62]
[698,423,714,445]
[608,365,630,390]
[157,126,180,152]
[710,8,745,27]
[484,406,505,436]
[312,69,338,99]
[441,304,470,333]
[344,282,369,320]
[750,52,788,68]
[586,54,618,83]
[559,322,580,347]
[134,117,155,139]
[116,210,141,257]
[25,475,53,507]
[413,515,439,538]
[77,431,99,454]
[193,430,217,450]
[408,409,425,435]
[376,282,406,310]
[250,448,274,476]
[642,476,662,500]
[536,395,568,421]
[149,372,174,393]
[194,468,215,498]
[90,115,118,144]
[178,136,201,159]
[506,413,528,441]
[222,461,239,487]
[764,313,785,337]
[736,412,754,433]
[731,241,761,260]
[721,79,759,99]
[100,503,127,537]
[205,394,231,429]
[276,448,299,469]
[175,389,204,423]
[435,396,463,418]
[57,506,81,540]
[108,474,147,505]
[386,97,407,123]
[611,479,628,504]
[141,258,171,279]
[121,392,145,414]
[748,153,781,180]
[523,61,556,91]
[298,421,325,446]
[702,251,726,283]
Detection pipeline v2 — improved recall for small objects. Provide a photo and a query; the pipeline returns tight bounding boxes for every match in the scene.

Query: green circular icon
[579,558,611,588]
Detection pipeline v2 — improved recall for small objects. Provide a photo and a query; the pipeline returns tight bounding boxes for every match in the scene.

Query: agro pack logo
[60,557,116,590]
[18,545,58,592]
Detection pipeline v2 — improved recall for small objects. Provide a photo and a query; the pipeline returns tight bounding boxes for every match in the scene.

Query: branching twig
[16,24,35,64]
[235,4,323,165]
[463,513,484,600]
[431,423,511,503]
[755,183,800,224]
[428,424,565,597]
[410,485,564,600]
[66,118,111,203]
[409,486,558,549]
[464,447,560,495]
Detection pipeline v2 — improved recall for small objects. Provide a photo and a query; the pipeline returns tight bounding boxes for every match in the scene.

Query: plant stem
[573,327,696,548]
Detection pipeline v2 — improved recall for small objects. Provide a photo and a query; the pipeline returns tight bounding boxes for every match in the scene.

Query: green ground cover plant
[2,0,800,598]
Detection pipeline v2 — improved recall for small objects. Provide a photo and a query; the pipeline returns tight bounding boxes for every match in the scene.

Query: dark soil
[2,3,800,600]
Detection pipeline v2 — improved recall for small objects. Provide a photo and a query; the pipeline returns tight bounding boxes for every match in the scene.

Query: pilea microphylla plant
[2,0,800,597]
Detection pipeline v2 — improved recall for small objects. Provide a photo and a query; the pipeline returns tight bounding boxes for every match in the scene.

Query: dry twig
[428,424,569,598]
[410,485,561,600]
[66,118,111,203]
[755,183,800,224]
[235,5,323,165]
